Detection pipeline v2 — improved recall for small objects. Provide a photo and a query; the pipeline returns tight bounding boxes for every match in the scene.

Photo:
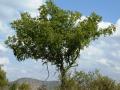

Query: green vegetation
[0,66,8,90]
[10,82,31,90]
[5,1,115,90]
[0,65,120,90]
[9,83,18,90]
[18,83,31,90]
[56,70,120,90]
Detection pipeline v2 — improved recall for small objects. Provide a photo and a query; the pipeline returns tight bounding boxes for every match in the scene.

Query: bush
[9,82,31,90]
[9,83,18,90]
[57,70,120,90]
[0,66,8,89]
[18,83,31,90]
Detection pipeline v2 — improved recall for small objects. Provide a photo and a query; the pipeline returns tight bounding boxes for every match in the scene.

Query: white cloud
[25,0,44,9]
[112,50,120,57]
[0,39,9,67]
[114,66,120,72]
[21,70,27,74]
[81,16,87,21]
[22,0,45,17]
[0,57,9,65]
[0,5,19,23]
[1,66,7,72]
[98,21,112,29]
[74,16,87,26]
[0,20,14,39]
[98,40,109,48]
[0,43,7,52]
[0,0,44,22]
[112,19,120,37]
[97,58,109,66]
[0,21,4,32]
[0,0,44,10]
[81,46,103,56]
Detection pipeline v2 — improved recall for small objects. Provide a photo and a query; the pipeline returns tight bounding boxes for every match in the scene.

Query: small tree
[0,66,8,89]
[5,1,115,90]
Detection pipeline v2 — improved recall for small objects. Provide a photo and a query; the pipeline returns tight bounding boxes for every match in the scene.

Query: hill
[10,78,59,90]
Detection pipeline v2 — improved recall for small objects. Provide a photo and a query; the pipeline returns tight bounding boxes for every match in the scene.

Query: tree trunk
[60,64,66,90]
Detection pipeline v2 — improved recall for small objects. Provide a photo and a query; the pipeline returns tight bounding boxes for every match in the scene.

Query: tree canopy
[5,1,115,90]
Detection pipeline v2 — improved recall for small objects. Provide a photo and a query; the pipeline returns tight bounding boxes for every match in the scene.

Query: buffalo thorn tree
[5,1,115,90]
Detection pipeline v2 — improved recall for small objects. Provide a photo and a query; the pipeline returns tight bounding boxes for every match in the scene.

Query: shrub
[57,70,120,90]
[0,66,8,89]
[18,83,31,90]
[9,83,18,90]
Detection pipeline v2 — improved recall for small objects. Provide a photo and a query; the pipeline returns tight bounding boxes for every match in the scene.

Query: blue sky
[0,0,120,81]
[56,0,120,23]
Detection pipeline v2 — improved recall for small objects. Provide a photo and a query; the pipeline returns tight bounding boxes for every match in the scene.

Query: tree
[5,1,115,90]
[0,66,8,89]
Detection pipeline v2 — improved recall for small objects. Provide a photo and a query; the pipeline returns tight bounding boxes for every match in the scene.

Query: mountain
[10,78,59,90]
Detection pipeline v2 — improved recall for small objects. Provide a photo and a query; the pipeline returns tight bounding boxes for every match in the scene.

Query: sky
[0,0,120,81]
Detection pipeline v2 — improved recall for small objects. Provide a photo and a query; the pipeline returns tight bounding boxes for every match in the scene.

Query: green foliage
[73,70,116,90]
[5,1,115,69]
[0,66,8,89]
[57,70,120,90]
[5,1,116,90]
[9,83,18,90]
[9,82,31,90]
[18,83,31,90]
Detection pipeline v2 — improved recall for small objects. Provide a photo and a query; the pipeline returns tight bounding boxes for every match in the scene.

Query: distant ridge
[10,78,59,90]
